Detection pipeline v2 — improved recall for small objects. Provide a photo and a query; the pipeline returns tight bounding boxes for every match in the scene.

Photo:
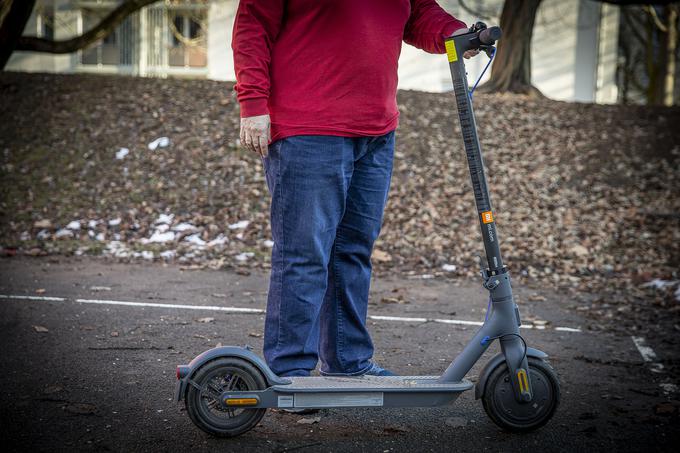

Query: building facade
[7,0,620,103]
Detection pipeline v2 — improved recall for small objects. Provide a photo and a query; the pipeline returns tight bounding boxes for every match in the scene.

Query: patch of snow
[235,252,255,262]
[108,218,121,227]
[95,232,106,241]
[87,219,98,229]
[155,213,174,225]
[172,222,196,232]
[141,250,154,260]
[263,239,274,248]
[106,241,127,257]
[148,231,175,243]
[641,279,678,289]
[55,228,73,238]
[115,148,129,160]
[236,232,244,240]
[155,224,170,233]
[442,264,457,272]
[228,220,250,230]
[66,220,81,230]
[207,234,227,247]
[37,230,51,240]
[160,250,176,260]
[148,137,170,151]
[184,234,206,246]
[20,231,30,241]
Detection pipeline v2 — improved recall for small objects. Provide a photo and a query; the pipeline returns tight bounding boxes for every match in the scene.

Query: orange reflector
[224,398,259,406]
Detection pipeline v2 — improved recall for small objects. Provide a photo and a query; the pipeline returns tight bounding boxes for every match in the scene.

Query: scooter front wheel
[482,357,560,432]
[185,357,267,437]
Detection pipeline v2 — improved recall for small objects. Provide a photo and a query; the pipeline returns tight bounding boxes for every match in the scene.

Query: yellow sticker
[481,211,494,224]
[445,40,458,62]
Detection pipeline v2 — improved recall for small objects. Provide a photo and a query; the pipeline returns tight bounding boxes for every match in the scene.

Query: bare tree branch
[0,0,37,68]
[644,5,668,32]
[15,0,158,54]
[457,0,497,21]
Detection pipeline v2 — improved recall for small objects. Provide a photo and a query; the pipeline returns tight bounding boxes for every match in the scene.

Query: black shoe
[362,362,397,376]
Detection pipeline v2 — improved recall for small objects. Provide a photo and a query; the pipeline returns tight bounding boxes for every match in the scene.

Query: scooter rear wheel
[185,357,267,437]
[482,357,560,432]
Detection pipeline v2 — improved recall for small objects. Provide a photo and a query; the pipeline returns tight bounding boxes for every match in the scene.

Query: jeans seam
[332,235,346,370]
[274,139,286,358]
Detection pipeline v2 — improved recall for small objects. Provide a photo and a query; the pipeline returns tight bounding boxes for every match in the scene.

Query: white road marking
[74,298,265,314]
[0,294,66,302]
[555,327,582,332]
[631,336,664,373]
[0,293,581,332]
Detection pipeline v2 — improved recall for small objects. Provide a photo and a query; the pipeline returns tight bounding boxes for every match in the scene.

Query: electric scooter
[175,23,560,437]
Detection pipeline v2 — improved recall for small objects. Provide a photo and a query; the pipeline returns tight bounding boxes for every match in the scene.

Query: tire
[482,357,560,432]
[185,357,267,437]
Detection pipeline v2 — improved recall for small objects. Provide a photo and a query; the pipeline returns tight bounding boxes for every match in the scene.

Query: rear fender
[175,346,290,402]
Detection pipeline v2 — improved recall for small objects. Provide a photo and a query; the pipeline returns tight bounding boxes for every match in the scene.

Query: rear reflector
[176,365,190,380]
[224,398,259,406]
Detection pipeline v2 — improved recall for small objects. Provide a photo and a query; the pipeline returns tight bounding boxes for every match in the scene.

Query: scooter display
[175,23,560,437]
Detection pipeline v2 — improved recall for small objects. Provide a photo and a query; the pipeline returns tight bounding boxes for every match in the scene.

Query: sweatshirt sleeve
[403,0,467,54]
[231,0,285,118]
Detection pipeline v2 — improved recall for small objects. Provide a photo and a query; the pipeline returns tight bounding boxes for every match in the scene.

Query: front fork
[485,269,533,403]
[438,270,533,403]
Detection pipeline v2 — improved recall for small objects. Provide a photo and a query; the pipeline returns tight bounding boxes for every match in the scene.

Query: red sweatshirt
[232,0,466,142]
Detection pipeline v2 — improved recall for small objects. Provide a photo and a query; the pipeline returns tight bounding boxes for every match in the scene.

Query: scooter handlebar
[479,26,502,45]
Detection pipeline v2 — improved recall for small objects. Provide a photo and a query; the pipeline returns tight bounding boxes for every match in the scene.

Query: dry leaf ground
[1,72,678,331]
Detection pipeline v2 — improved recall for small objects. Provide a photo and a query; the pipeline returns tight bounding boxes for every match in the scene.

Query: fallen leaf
[297,416,321,425]
[33,325,49,333]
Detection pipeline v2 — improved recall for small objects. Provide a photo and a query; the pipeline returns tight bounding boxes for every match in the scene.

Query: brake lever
[480,45,496,59]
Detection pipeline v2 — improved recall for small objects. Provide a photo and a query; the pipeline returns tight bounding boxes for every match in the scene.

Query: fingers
[240,125,247,150]
[240,115,271,157]
[463,49,480,59]
[251,128,263,156]
[258,134,268,158]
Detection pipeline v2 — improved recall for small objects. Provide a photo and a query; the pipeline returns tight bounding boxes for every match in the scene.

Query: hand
[450,27,483,59]
[240,114,271,157]
[463,49,480,59]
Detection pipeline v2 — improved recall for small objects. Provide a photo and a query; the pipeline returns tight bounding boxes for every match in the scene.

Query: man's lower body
[262,131,395,378]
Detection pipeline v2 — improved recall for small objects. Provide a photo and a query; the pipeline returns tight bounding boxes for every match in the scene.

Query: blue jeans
[262,132,395,377]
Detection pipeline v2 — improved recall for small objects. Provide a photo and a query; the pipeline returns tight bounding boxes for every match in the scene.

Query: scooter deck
[237,376,475,409]
[274,375,472,393]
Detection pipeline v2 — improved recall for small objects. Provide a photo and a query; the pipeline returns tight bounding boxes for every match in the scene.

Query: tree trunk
[0,0,37,70]
[481,0,542,96]
[662,5,677,106]
[14,0,158,55]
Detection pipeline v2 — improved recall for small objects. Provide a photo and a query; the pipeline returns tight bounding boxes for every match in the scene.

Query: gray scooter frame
[176,26,542,413]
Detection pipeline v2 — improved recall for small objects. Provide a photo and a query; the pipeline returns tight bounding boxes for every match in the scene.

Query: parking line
[631,336,664,373]
[0,294,581,333]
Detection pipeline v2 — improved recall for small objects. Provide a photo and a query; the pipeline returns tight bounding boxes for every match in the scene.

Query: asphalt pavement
[0,256,678,452]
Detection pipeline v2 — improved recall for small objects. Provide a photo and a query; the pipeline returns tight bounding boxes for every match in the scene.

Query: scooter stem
[436,29,533,403]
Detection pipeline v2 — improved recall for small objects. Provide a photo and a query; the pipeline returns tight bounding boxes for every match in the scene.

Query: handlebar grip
[479,26,502,45]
